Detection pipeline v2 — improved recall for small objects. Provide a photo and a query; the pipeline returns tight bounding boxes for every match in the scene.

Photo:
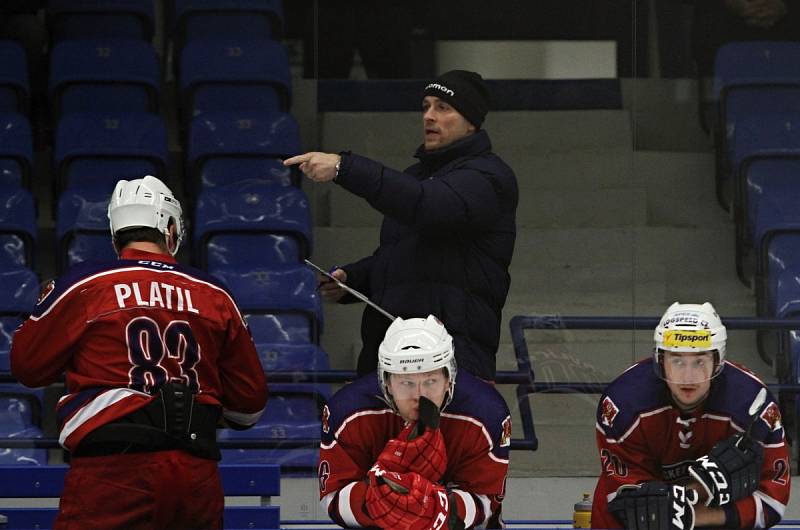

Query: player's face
[387,369,449,422]
[422,96,476,151]
[663,350,715,410]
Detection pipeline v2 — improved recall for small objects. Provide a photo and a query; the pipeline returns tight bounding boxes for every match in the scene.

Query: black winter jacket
[336,129,518,380]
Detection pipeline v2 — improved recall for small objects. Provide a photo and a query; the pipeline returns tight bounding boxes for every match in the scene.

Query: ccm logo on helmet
[399,358,425,364]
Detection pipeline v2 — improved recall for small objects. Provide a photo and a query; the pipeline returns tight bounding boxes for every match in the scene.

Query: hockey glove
[366,463,450,530]
[688,432,764,506]
[377,421,448,481]
[608,481,698,530]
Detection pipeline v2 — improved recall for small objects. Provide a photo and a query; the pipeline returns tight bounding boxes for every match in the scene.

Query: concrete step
[504,148,636,192]
[321,110,632,157]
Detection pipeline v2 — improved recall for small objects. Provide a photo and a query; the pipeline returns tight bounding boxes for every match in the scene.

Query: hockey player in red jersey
[592,302,790,529]
[11,175,268,530]
[319,315,511,529]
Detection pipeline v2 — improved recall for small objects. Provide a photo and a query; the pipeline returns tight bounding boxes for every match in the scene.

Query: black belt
[74,383,222,461]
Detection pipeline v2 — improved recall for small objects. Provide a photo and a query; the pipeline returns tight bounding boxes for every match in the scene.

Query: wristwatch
[334,159,341,180]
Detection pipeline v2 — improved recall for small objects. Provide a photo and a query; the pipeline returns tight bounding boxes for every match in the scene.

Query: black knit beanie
[422,70,490,128]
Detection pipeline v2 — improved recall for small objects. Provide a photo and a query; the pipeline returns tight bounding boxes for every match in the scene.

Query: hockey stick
[742,387,768,442]
[381,397,441,493]
[304,259,396,321]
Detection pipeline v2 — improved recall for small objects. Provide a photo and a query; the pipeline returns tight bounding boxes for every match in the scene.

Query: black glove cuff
[723,503,741,529]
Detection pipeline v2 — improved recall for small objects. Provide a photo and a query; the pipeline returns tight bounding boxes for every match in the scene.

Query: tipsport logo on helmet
[663,330,712,349]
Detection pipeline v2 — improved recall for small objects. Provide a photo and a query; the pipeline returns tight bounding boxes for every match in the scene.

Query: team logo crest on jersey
[499,416,512,447]
[322,404,330,434]
[760,401,782,431]
[36,280,55,305]
[601,397,619,427]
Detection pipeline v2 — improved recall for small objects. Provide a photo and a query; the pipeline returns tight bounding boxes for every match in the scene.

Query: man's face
[662,350,715,410]
[422,96,476,151]
[387,369,449,422]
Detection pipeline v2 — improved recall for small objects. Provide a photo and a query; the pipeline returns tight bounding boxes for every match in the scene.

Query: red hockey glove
[366,463,450,530]
[377,421,448,481]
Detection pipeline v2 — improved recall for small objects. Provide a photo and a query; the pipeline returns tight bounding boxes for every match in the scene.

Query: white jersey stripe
[454,489,477,527]
[223,407,265,427]
[754,495,766,529]
[754,490,787,518]
[59,388,149,447]
[338,482,363,528]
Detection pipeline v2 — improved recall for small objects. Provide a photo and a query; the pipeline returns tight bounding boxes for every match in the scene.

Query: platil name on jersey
[114,282,199,314]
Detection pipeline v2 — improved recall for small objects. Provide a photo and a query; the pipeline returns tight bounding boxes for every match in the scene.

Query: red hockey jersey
[593,358,790,529]
[319,370,511,529]
[10,248,268,452]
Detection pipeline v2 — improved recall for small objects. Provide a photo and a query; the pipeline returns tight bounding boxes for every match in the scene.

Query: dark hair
[113,226,168,252]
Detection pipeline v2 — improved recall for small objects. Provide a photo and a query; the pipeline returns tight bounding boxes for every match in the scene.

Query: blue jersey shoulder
[447,371,511,451]
[707,362,782,442]
[597,359,670,438]
[324,374,389,440]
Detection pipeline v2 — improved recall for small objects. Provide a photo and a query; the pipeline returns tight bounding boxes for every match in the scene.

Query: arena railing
[509,315,800,454]
[4,315,798,456]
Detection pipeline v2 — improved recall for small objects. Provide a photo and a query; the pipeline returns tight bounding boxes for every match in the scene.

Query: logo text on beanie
[426,83,455,97]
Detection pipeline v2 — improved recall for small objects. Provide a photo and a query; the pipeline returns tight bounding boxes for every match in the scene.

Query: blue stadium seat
[0,189,37,268]
[745,159,800,248]
[0,41,29,114]
[193,179,312,268]
[47,0,156,42]
[219,385,321,472]
[56,189,116,272]
[179,39,291,124]
[0,385,46,465]
[187,111,301,191]
[729,112,800,282]
[53,112,168,195]
[172,0,283,63]
[754,192,800,316]
[0,112,33,189]
[214,265,323,344]
[49,39,160,118]
[711,41,800,208]
[0,266,39,373]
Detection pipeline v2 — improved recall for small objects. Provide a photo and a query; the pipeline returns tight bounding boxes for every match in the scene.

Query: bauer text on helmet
[378,315,458,415]
[108,175,184,256]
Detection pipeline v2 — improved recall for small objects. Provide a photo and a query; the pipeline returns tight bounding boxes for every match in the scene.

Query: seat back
[56,189,116,271]
[47,0,156,42]
[214,265,323,343]
[54,111,168,195]
[193,180,312,266]
[0,112,33,188]
[187,111,301,192]
[179,39,291,122]
[0,40,29,114]
[0,189,37,268]
[49,39,160,118]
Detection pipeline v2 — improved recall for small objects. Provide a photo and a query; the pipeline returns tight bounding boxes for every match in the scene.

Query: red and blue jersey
[593,358,790,529]
[318,370,511,529]
[10,248,268,452]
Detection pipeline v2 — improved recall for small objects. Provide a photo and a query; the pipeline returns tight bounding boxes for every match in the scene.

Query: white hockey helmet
[653,302,727,379]
[378,315,457,411]
[108,175,184,256]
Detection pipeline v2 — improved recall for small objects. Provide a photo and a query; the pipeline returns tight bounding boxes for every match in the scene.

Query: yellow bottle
[573,492,592,528]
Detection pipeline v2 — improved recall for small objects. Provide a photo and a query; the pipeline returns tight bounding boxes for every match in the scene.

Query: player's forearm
[694,505,727,527]
[449,488,490,528]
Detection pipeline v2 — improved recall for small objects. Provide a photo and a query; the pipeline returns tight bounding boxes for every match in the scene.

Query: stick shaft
[304,259,396,321]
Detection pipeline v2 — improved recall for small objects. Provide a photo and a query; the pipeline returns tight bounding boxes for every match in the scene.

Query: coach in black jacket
[285,70,518,381]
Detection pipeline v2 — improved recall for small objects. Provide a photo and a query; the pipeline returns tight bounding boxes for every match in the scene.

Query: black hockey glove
[608,482,698,530]
[687,432,764,506]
